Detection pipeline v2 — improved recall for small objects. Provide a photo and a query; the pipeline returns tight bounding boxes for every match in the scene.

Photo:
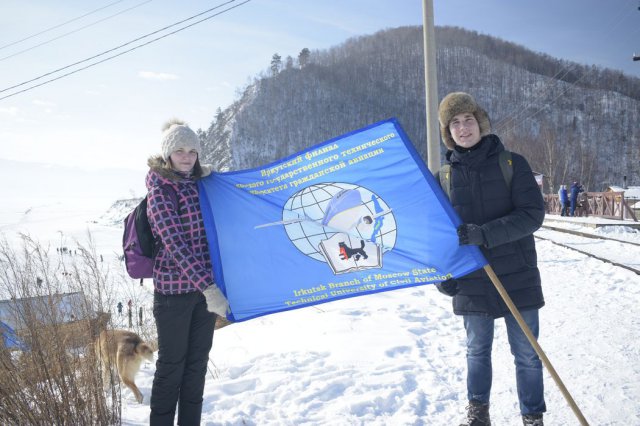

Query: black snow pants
[150,291,216,426]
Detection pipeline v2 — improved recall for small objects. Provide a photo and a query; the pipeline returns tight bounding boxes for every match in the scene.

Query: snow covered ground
[1,169,639,425]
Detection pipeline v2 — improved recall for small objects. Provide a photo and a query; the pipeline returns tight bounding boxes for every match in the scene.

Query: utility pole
[422,0,440,173]
[635,4,640,61]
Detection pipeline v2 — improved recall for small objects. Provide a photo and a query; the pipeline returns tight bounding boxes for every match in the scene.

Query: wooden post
[483,264,589,425]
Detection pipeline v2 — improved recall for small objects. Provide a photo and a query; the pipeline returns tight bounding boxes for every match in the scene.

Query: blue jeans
[463,310,546,415]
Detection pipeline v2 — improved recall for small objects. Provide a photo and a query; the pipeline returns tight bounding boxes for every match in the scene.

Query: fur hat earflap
[438,92,491,149]
[160,118,201,161]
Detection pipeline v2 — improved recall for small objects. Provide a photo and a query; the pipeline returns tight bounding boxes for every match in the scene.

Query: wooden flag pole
[483,264,589,426]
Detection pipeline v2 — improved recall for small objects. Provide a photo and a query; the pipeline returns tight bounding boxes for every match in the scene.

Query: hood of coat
[145,155,193,191]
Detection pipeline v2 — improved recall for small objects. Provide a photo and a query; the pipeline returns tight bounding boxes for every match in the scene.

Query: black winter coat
[439,135,545,318]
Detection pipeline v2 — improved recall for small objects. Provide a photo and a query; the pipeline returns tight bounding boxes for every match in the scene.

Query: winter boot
[459,400,491,426]
[522,413,544,426]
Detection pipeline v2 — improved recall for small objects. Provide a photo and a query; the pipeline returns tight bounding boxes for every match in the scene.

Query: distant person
[146,119,229,425]
[435,92,546,426]
[569,181,584,216]
[117,301,123,316]
[558,185,569,216]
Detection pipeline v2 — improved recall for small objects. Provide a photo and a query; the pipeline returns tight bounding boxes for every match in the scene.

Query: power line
[634,1,640,61]
[0,0,129,51]
[0,0,237,94]
[494,0,635,134]
[0,0,246,100]
[495,0,637,136]
[0,0,252,101]
[0,0,153,63]
[492,63,579,132]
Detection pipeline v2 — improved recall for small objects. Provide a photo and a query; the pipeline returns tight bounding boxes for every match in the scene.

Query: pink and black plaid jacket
[145,157,214,295]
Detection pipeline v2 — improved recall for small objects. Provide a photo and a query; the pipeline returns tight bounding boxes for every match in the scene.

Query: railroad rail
[535,226,640,275]
[540,224,640,247]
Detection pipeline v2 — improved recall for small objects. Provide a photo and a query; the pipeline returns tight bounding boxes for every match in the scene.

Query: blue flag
[199,118,487,322]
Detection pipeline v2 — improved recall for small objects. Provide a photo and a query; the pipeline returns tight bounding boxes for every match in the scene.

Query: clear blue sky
[1,0,638,170]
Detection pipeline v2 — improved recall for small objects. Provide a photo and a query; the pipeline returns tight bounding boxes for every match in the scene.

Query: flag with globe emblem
[199,118,487,322]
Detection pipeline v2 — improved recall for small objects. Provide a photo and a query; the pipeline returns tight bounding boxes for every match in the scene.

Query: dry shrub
[0,234,124,425]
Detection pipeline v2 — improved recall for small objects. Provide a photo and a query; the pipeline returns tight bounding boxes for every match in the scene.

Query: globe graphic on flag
[281,182,397,262]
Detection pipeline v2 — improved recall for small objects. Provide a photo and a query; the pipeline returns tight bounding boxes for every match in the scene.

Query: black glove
[435,279,458,297]
[457,224,485,246]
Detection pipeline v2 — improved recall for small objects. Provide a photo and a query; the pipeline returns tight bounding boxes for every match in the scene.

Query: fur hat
[438,92,491,149]
[160,119,201,161]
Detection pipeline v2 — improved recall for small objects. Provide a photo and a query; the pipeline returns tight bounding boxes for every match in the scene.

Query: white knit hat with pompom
[160,118,201,161]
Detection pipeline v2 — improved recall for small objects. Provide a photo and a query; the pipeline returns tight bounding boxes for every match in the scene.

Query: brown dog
[95,329,154,403]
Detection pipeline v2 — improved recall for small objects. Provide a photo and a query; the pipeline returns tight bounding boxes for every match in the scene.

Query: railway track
[536,225,640,275]
[541,224,640,247]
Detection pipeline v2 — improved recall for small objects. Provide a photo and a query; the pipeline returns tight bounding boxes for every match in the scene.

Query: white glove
[203,285,230,317]
[200,164,213,177]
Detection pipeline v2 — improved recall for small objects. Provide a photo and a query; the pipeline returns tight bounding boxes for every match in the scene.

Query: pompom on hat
[438,92,491,149]
[160,118,201,161]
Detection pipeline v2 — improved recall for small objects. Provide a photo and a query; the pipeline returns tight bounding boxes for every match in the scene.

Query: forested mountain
[200,26,640,191]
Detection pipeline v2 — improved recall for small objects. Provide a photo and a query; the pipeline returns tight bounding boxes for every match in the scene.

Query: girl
[146,119,228,425]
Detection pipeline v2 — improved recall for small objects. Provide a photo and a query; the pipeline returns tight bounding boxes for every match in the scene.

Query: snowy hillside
[100,198,143,227]
[204,26,640,190]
